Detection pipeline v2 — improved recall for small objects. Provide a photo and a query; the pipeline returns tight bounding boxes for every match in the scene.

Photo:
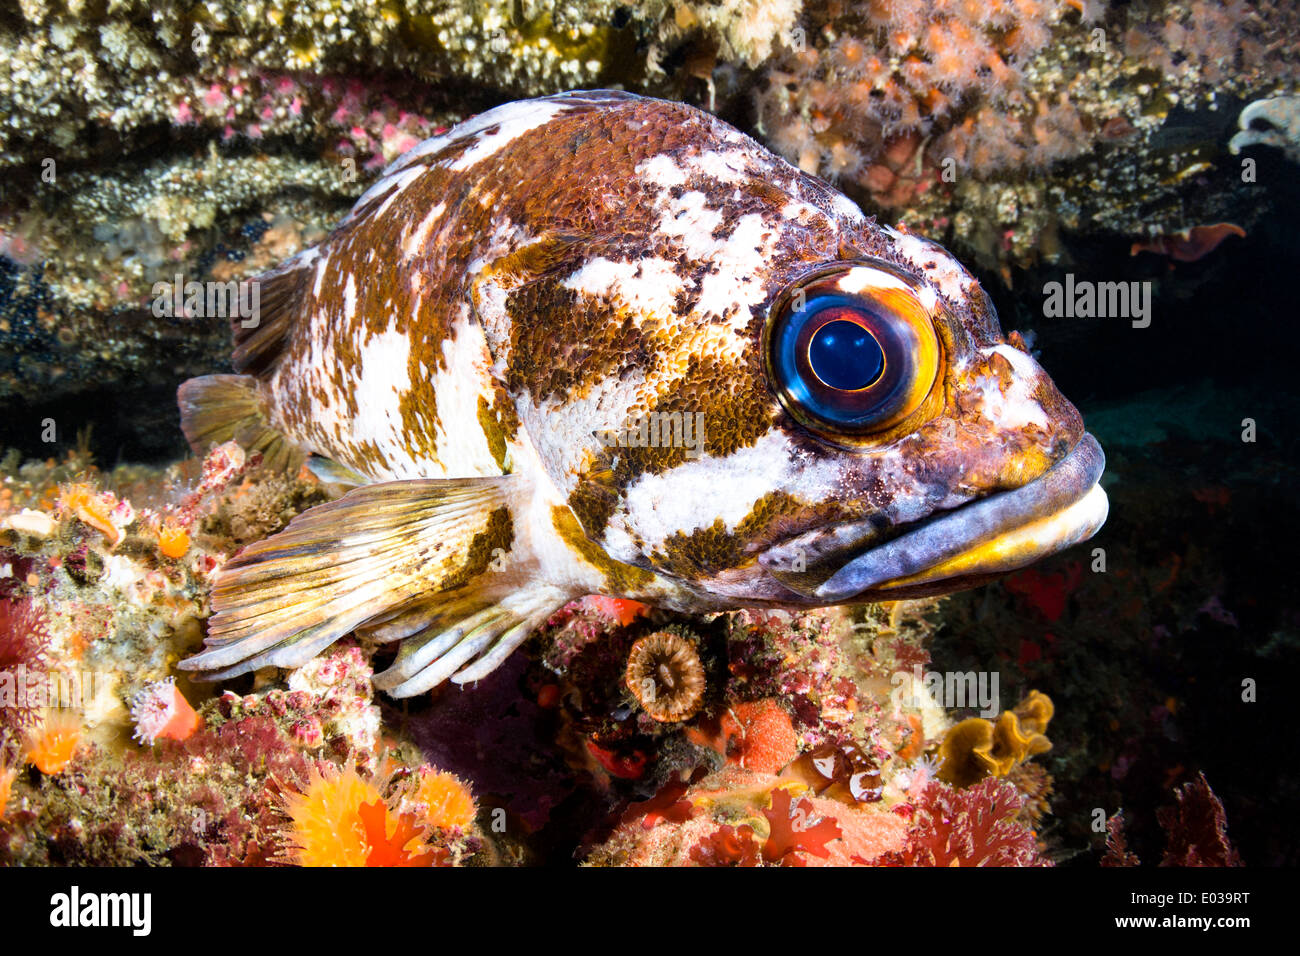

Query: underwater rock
[4,1,1296,420]
[753,0,1299,276]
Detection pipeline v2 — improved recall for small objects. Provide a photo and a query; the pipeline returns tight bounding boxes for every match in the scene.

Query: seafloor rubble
[0,438,1245,866]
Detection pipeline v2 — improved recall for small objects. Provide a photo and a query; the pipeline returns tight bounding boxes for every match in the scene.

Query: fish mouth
[764,433,1108,602]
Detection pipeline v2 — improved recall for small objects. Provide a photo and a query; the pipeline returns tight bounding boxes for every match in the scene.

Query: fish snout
[761,433,1107,603]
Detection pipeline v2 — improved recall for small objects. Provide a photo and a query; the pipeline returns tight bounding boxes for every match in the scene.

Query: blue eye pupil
[809,319,883,391]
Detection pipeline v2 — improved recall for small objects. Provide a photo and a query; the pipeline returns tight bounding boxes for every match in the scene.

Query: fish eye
[764,260,941,445]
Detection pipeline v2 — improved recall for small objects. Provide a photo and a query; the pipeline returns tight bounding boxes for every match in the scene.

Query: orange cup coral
[0,753,16,820]
[403,768,476,831]
[26,709,82,774]
[281,763,472,867]
[157,524,191,559]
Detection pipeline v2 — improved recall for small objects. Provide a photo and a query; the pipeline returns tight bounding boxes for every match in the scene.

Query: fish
[176,90,1108,698]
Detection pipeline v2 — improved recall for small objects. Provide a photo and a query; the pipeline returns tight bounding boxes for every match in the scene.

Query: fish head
[491,101,1106,608]
[741,235,1108,606]
[547,229,1105,609]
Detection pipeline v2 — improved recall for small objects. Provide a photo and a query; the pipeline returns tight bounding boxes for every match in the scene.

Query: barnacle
[625,630,706,723]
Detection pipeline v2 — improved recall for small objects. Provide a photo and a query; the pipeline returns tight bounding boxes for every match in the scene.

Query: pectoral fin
[180,476,559,689]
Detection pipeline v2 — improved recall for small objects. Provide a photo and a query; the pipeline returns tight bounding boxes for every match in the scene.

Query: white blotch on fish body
[342,274,357,320]
[693,213,777,331]
[973,345,1053,432]
[562,257,684,324]
[636,153,688,188]
[349,319,421,479]
[831,191,866,222]
[684,149,749,183]
[884,226,973,303]
[448,99,571,172]
[430,309,506,478]
[402,202,447,258]
[524,366,652,493]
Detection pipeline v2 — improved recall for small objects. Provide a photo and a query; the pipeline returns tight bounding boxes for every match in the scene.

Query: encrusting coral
[754,0,1299,274]
[0,442,486,866]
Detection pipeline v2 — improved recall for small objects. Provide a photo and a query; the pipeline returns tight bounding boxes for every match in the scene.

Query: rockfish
[178,91,1107,697]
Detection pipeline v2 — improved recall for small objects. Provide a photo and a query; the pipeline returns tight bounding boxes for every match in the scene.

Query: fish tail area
[177,374,304,473]
[179,476,567,694]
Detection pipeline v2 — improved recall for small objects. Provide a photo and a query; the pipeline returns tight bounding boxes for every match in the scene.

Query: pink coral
[883,777,1049,866]
[0,596,51,737]
[169,70,455,170]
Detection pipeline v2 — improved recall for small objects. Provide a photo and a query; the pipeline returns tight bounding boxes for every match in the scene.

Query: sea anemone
[280,764,449,867]
[281,764,383,867]
[0,747,16,819]
[130,677,202,744]
[625,630,706,723]
[157,524,191,559]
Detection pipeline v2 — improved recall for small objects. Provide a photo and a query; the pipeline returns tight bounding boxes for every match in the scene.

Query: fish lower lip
[813,433,1108,602]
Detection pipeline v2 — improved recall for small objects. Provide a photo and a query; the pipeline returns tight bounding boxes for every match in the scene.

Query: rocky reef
[2,0,1296,424]
[0,434,1263,865]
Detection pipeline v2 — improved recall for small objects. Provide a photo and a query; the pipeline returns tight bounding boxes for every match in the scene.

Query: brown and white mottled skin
[181,90,1106,694]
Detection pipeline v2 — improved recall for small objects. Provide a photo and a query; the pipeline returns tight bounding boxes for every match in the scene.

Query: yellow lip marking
[875,484,1109,591]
